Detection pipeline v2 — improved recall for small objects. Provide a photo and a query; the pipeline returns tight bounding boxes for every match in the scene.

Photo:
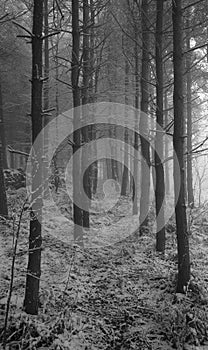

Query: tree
[139,0,151,234]
[0,81,8,169]
[24,0,43,315]
[42,0,50,198]
[0,79,8,217]
[0,4,31,164]
[72,0,83,245]
[155,0,165,253]
[172,0,190,293]
[82,0,91,228]
[0,139,8,218]
[132,25,139,215]
[121,58,130,196]
[186,16,194,208]
[164,91,170,195]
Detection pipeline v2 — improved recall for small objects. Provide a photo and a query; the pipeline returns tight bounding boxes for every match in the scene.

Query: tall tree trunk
[43,0,49,120]
[172,0,190,293]
[155,0,165,253]
[43,0,50,198]
[150,101,156,192]
[186,18,194,208]
[0,82,8,169]
[24,0,43,315]
[139,0,151,233]
[133,28,139,215]
[82,0,91,228]
[164,91,170,195]
[89,0,98,195]
[72,0,83,245]
[121,59,130,196]
[53,34,59,169]
[0,128,8,217]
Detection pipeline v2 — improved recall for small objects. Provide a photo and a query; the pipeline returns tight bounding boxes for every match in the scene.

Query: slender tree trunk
[155,0,165,253]
[0,82,8,169]
[133,29,139,215]
[186,19,194,208]
[24,0,43,315]
[150,102,156,191]
[72,0,83,245]
[111,125,119,182]
[164,91,170,195]
[43,0,49,120]
[89,0,98,195]
[172,0,190,293]
[53,34,59,169]
[82,0,91,228]
[55,38,59,117]
[0,137,8,217]
[121,60,130,196]
[139,0,151,233]
[43,0,50,198]
[89,0,95,101]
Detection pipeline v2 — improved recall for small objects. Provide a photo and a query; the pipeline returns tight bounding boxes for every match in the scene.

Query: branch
[42,107,56,114]
[17,35,31,39]
[12,20,33,37]
[183,0,205,11]
[56,55,71,64]
[54,0,65,19]
[0,14,9,21]
[8,145,29,157]
[56,77,72,87]
[41,31,61,40]
[187,136,208,154]
[186,42,208,54]
[192,147,208,155]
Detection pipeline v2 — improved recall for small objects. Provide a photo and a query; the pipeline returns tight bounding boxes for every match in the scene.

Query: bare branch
[12,21,33,37]
[186,42,208,53]
[183,0,205,11]
[0,14,9,21]
[8,145,29,157]
[41,31,61,40]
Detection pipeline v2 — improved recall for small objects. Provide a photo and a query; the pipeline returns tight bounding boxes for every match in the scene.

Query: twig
[41,31,61,40]
[183,0,205,11]
[12,21,33,37]
[0,14,9,21]
[7,145,30,157]
[186,42,208,54]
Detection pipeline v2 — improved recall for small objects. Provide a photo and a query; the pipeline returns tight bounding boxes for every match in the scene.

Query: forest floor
[1,188,208,349]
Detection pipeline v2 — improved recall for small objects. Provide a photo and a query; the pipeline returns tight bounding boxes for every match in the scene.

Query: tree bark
[172,0,190,293]
[0,142,8,218]
[155,0,165,253]
[121,59,130,196]
[139,0,151,233]
[24,0,43,315]
[186,18,194,208]
[0,79,8,217]
[82,0,91,228]
[0,82,8,169]
[164,91,170,195]
[133,28,139,215]
[72,0,83,245]
[43,0,50,198]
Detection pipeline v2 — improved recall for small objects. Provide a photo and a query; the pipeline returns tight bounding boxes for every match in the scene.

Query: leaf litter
[0,189,208,349]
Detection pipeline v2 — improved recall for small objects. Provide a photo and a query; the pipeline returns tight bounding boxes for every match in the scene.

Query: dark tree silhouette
[24,0,43,315]
[172,0,190,293]
[155,0,165,253]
